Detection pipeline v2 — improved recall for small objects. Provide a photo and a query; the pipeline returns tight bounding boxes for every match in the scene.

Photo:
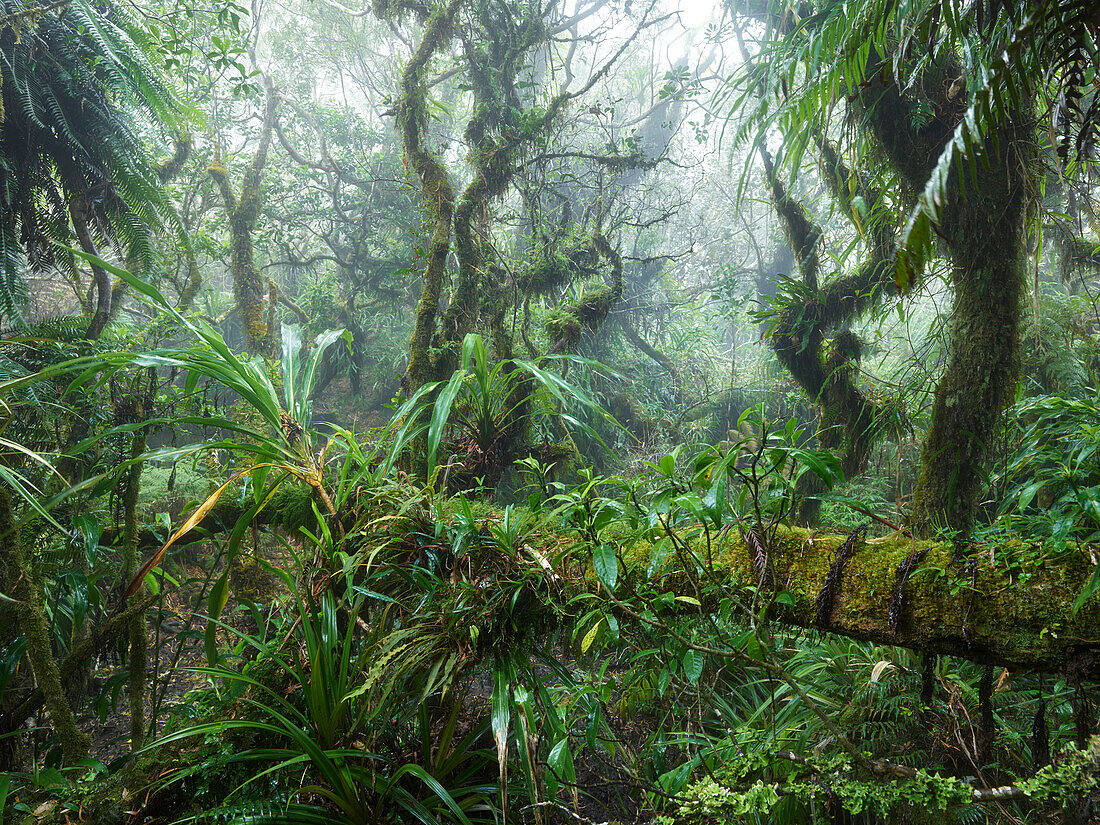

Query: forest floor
[78,552,279,766]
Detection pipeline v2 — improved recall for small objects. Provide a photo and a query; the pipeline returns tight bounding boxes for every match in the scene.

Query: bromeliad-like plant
[66,253,416,583]
[152,549,497,825]
[62,253,452,671]
[422,332,615,494]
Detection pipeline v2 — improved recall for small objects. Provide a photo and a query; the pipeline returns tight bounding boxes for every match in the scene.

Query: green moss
[267,482,317,534]
[0,489,91,763]
[620,524,1100,672]
[122,428,148,750]
[517,236,596,297]
[229,552,278,603]
[607,392,661,442]
[543,305,582,348]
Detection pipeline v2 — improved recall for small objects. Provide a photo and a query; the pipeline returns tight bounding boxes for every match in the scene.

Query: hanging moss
[547,233,624,354]
[517,250,573,297]
[543,304,583,350]
[517,236,597,297]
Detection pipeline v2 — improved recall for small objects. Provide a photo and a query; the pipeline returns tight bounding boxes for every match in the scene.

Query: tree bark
[70,194,110,341]
[394,0,461,391]
[0,488,91,763]
[911,120,1033,534]
[208,74,279,356]
[627,524,1100,680]
[104,490,1100,681]
[122,421,149,751]
[851,51,1036,535]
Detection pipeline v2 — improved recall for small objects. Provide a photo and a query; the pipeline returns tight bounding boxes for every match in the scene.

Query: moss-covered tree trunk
[849,52,1035,536]
[209,74,279,356]
[759,144,896,524]
[391,1,460,391]
[122,425,148,750]
[0,488,90,763]
[69,193,111,341]
[911,121,1034,535]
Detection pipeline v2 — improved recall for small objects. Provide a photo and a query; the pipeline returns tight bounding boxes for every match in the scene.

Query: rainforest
[2,0,1100,822]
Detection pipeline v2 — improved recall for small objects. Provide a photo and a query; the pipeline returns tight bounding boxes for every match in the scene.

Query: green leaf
[546,736,576,794]
[205,571,230,667]
[1074,563,1100,615]
[682,649,703,683]
[1014,480,1045,512]
[592,544,618,590]
[647,538,671,578]
[580,619,604,654]
[491,659,512,806]
[426,368,468,481]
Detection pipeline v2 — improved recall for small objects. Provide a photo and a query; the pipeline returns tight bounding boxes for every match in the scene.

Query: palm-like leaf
[0,0,194,323]
[731,0,1099,287]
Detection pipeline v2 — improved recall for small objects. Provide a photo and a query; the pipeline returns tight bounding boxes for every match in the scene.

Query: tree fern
[0,0,191,329]
[732,0,1099,287]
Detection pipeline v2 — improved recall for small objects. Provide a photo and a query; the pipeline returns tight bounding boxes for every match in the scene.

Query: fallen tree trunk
[125,487,1100,680]
[622,525,1100,681]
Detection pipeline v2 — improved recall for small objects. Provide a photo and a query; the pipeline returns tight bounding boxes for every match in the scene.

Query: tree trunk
[69,194,111,341]
[208,74,278,356]
[122,422,149,751]
[394,0,461,392]
[912,116,1034,534]
[0,488,91,763]
[850,50,1036,536]
[627,524,1100,680]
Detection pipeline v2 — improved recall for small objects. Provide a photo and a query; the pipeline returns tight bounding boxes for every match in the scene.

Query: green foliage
[993,392,1100,556]
[730,0,1098,289]
[416,333,615,491]
[153,554,497,825]
[0,0,192,322]
[678,778,779,821]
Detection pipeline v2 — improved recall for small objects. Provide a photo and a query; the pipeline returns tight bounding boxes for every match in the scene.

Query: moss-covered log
[624,526,1100,680]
